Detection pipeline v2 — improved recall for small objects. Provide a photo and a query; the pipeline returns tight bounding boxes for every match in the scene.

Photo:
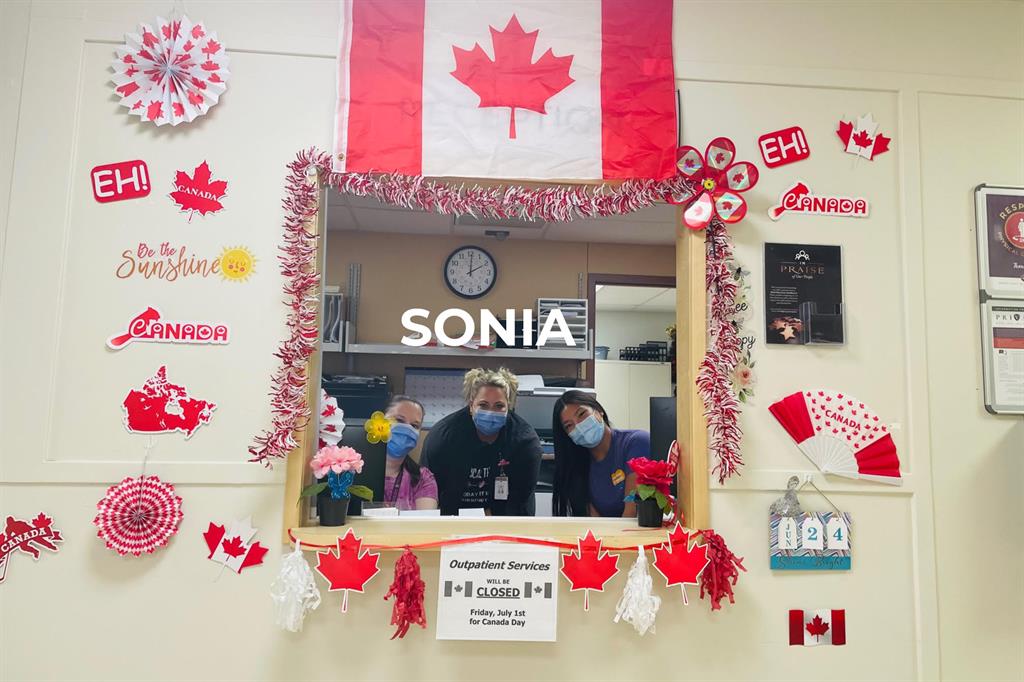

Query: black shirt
[420,407,542,516]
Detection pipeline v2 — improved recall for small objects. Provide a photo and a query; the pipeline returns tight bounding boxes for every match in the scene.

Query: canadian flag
[789,609,847,646]
[333,0,677,180]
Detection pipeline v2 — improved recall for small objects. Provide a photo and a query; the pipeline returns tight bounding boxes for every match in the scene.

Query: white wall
[1,2,1022,681]
[594,310,675,358]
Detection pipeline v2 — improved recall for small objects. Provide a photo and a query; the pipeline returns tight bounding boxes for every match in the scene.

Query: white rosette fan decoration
[111,15,230,126]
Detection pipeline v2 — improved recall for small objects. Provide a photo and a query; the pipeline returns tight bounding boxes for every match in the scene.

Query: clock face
[443,246,497,299]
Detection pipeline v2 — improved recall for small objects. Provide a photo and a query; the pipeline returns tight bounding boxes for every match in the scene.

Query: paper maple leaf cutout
[836,117,891,160]
[451,14,574,139]
[169,160,227,222]
[560,531,620,610]
[314,530,381,612]
[202,520,268,574]
[806,614,830,641]
[652,523,710,605]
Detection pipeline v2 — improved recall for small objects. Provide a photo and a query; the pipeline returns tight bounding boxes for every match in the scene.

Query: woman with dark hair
[382,394,438,510]
[551,390,649,517]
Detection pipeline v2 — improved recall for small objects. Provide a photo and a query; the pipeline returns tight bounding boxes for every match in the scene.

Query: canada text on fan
[768,390,902,485]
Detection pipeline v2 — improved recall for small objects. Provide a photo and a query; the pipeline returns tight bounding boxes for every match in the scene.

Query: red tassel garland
[698,529,746,611]
[383,547,427,639]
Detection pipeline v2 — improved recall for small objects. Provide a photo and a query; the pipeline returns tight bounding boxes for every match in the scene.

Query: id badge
[494,475,509,501]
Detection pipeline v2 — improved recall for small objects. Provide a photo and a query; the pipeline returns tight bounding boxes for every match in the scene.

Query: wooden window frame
[281,181,709,545]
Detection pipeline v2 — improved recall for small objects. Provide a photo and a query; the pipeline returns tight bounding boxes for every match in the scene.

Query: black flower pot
[637,497,663,528]
[319,496,350,527]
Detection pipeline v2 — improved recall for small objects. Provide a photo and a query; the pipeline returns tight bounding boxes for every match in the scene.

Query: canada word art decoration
[107,307,230,350]
[0,512,63,584]
[768,390,902,485]
[169,161,227,221]
[203,517,269,574]
[122,366,216,439]
[91,160,151,203]
[112,15,230,126]
[768,182,869,221]
[836,113,890,161]
[789,609,846,646]
[757,126,810,168]
[94,475,183,556]
[771,511,851,570]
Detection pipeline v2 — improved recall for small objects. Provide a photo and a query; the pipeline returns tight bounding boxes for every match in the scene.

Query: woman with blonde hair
[420,367,542,516]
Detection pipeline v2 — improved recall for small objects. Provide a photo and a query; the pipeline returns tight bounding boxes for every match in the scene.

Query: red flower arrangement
[628,457,676,515]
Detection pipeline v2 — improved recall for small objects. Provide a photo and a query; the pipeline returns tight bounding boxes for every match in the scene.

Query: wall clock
[443,246,497,299]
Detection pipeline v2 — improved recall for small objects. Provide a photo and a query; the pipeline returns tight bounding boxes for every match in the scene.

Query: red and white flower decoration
[111,15,230,126]
[93,475,184,556]
[675,137,759,230]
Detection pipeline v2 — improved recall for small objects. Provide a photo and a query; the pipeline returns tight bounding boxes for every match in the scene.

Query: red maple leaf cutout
[169,161,227,221]
[221,535,247,558]
[872,133,891,157]
[239,542,268,571]
[806,614,830,641]
[31,513,52,530]
[652,523,710,604]
[851,129,872,148]
[315,530,381,594]
[451,15,574,139]
[202,523,226,557]
[560,531,619,610]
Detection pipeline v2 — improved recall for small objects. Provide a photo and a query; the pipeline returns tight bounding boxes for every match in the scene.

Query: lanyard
[387,467,404,506]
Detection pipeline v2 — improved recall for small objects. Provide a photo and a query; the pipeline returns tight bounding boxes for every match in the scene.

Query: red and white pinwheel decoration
[675,137,759,230]
[111,15,230,126]
[93,475,184,556]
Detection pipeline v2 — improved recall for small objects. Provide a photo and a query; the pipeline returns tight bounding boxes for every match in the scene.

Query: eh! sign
[91,160,151,203]
[758,126,810,169]
[437,544,559,641]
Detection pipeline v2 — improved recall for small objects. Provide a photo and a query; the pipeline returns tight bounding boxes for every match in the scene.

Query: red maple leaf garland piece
[314,529,381,612]
[560,531,620,611]
[806,614,830,642]
[451,14,574,139]
[169,160,227,221]
[652,523,710,605]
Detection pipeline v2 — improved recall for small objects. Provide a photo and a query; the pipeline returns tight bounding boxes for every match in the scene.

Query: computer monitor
[514,394,557,440]
[316,418,387,519]
[649,396,676,462]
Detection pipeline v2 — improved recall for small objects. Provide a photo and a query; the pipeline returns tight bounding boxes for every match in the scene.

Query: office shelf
[341,341,591,360]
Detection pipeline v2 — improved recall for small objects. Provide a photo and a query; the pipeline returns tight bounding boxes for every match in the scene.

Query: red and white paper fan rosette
[93,475,184,555]
[769,390,902,485]
[111,15,230,126]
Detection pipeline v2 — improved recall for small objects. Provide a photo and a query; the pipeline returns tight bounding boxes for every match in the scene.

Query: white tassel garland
[270,540,322,632]
[613,546,661,636]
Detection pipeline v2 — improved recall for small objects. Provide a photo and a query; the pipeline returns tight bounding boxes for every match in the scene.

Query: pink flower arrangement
[310,445,364,479]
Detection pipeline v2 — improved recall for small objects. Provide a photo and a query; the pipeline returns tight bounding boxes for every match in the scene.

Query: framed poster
[764,243,844,345]
[980,301,1024,414]
[975,185,1024,300]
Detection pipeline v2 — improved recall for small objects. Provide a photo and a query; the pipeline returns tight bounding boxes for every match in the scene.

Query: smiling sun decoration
[219,246,256,283]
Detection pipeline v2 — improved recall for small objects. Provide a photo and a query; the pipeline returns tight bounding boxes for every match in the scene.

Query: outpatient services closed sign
[437,543,559,641]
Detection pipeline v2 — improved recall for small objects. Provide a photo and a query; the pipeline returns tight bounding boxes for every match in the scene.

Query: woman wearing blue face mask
[552,391,649,517]
[382,395,438,511]
[420,368,542,516]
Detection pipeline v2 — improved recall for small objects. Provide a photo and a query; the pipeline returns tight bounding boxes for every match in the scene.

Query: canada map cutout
[122,366,216,439]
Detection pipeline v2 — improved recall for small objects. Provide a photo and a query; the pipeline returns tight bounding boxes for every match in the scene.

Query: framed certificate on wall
[980,301,1024,415]
[975,185,1024,300]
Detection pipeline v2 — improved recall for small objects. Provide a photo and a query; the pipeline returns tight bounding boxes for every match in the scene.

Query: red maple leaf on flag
[851,129,872,148]
[560,531,619,610]
[451,15,574,139]
[220,536,247,558]
[652,523,710,604]
[315,530,380,611]
[169,161,227,221]
[806,614,830,641]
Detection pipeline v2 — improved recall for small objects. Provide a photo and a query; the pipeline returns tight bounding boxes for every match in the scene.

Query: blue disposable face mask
[568,414,605,449]
[386,422,419,459]
[473,408,507,436]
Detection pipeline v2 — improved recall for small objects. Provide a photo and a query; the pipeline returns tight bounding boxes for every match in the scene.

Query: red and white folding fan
[768,390,902,485]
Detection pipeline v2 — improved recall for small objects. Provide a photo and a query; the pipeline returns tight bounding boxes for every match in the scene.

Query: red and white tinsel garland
[696,221,744,483]
[249,149,696,465]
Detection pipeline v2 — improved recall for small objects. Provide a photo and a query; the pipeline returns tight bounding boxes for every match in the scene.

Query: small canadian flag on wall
[789,609,847,646]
